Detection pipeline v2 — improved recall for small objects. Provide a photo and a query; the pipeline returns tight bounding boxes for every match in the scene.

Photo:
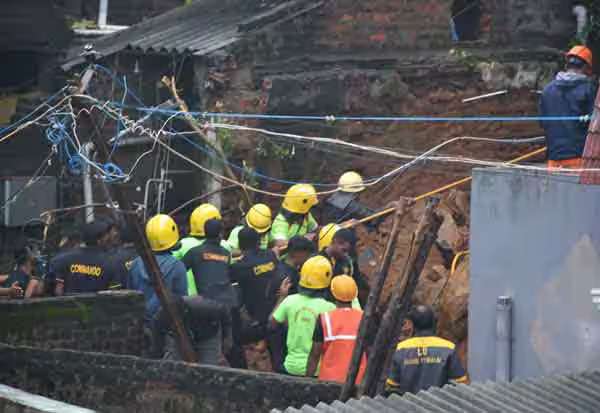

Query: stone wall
[504,0,575,47]
[0,291,144,356]
[0,384,94,413]
[0,345,341,413]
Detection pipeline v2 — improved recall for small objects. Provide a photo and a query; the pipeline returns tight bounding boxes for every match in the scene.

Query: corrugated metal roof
[273,370,600,413]
[62,0,322,70]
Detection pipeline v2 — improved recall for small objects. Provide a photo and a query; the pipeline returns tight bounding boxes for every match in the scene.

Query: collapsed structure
[1,0,599,412]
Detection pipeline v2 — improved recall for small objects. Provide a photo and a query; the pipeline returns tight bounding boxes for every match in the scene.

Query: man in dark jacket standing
[183,219,245,368]
[540,45,597,169]
[230,227,287,370]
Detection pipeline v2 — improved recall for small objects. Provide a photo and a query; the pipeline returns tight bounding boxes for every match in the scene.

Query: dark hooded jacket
[540,72,597,160]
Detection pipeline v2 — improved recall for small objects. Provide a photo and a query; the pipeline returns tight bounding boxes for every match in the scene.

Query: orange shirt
[318,308,367,383]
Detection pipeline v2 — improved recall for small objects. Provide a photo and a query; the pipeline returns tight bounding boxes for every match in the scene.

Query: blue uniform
[540,72,597,160]
[128,252,188,324]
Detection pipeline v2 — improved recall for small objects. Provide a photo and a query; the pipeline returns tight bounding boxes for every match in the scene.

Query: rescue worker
[271,184,319,248]
[319,226,369,305]
[270,255,336,376]
[306,275,367,382]
[182,219,246,368]
[322,172,378,231]
[53,218,122,295]
[227,203,273,254]
[45,229,82,295]
[0,243,43,299]
[230,227,286,369]
[318,223,341,252]
[385,305,468,395]
[172,203,231,295]
[109,223,138,289]
[128,214,188,326]
[277,235,315,294]
[540,45,597,169]
[152,295,233,364]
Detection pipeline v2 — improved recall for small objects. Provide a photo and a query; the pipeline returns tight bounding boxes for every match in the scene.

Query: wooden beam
[161,76,251,206]
[340,198,413,401]
[358,198,443,397]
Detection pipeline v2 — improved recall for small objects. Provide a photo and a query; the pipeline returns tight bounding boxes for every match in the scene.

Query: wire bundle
[0,63,598,211]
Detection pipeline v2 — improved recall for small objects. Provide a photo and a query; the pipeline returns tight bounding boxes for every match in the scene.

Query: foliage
[215,125,234,156]
[449,48,488,70]
[572,1,600,45]
[240,161,259,189]
[256,139,295,160]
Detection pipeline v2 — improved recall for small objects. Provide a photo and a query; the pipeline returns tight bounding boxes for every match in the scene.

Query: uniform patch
[70,264,103,277]
[253,261,275,276]
[202,252,229,263]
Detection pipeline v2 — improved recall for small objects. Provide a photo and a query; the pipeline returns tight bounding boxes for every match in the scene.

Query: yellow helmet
[318,223,340,251]
[338,171,365,193]
[245,203,272,233]
[299,255,333,290]
[146,214,180,252]
[330,275,358,302]
[190,203,221,236]
[282,184,318,214]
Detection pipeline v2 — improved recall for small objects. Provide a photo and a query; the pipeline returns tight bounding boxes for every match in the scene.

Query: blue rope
[0,86,68,135]
[93,64,145,105]
[113,103,592,123]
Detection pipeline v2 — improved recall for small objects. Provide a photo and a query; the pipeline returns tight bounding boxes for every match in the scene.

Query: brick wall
[318,0,454,50]
[0,291,144,356]
[257,0,573,59]
[0,345,342,413]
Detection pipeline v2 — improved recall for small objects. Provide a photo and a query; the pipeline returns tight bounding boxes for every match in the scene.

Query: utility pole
[75,65,197,362]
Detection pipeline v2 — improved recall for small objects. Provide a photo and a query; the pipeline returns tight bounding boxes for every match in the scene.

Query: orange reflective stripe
[318,308,366,383]
[547,158,583,170]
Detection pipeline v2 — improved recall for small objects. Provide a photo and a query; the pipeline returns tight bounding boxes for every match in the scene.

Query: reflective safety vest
[319,308,367,384]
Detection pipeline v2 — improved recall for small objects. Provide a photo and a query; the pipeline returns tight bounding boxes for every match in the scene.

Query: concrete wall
[0,384,94,413]
[0,291,145,356]
[469,168,600,381]
[0,345,341,413]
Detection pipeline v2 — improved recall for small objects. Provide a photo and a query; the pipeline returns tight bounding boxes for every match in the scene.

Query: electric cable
[116,102,592,123]
[0,150,55,212]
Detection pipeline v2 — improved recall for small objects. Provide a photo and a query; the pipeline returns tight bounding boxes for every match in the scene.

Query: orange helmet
[330,275,358,303]
[566,45,593,68]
